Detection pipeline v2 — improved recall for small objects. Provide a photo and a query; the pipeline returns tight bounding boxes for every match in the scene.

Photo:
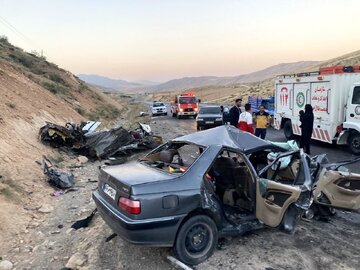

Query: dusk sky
[1,0,360,82]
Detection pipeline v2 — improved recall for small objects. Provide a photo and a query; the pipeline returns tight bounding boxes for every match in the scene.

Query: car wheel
[348,131,360,154]
[174,215,218,266]
[283,120,294,140]
[165,112,168,116]
[177,114,181,119]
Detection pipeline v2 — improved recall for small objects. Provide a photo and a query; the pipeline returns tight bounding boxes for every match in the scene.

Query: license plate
[205,121,214,124]
[103,183,116,200]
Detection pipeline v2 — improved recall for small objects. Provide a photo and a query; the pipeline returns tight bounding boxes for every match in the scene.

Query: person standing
[254,105,271,139]
[299,104,314,154]
[229,98,242,127]
[238,103,254,134]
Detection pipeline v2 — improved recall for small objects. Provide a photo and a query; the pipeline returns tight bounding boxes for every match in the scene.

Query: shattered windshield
[141,142,205,174]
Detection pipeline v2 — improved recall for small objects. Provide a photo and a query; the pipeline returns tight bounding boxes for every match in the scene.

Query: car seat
[233,166,254,211]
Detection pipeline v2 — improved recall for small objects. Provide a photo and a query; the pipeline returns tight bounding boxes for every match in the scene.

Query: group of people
[228,98,314,154]
[229,98,271,139]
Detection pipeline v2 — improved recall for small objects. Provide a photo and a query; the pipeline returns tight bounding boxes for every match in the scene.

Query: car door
[255,150,312,230]
[255,179,301,227]
[313,168,360,211]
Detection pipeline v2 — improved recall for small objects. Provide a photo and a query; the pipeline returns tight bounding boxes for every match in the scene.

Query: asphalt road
[150,108,359,173]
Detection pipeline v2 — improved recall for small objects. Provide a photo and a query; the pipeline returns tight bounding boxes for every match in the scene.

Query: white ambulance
[273,65,360,154]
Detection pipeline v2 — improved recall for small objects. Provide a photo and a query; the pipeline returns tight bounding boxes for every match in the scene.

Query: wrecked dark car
[93,126,360,265]
[39,121,162,160]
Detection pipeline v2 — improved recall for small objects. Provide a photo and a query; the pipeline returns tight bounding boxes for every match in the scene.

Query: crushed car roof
[173,125,275,153]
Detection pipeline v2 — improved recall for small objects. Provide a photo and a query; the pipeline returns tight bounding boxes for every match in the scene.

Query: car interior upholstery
[208,153,254,213]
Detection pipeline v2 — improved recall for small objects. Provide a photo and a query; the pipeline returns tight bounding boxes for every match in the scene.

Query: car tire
[284,120,294,140]
[177,114,181,119]
[174,215,218,266]
[165,112,168,116]
[348,131,360,154]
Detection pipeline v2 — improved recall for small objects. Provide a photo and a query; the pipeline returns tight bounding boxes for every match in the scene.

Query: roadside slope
[0,38,124,245]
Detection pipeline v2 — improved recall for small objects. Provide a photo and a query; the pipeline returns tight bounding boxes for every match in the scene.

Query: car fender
[337,130,350,145]
[343,121,360,133]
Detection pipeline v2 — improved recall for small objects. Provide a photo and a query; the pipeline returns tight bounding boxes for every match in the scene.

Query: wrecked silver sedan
[93,126,360,265]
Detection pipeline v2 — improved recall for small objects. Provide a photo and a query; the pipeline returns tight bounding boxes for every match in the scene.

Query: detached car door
[255,150,312,231]
[313,168,360,211]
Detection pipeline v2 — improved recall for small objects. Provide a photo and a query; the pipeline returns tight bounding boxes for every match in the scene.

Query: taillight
[118,197,141,215]
[336,124,343,134]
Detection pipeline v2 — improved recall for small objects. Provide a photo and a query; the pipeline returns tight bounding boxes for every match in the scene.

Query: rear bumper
[93,190,185,247]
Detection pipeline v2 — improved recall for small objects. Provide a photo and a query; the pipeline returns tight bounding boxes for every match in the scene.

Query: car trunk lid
[98,161,177,203]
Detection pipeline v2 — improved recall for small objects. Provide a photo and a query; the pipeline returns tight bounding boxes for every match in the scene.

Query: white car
[151,102,168,116]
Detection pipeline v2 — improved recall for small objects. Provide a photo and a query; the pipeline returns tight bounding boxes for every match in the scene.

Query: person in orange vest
[237,103,254,134]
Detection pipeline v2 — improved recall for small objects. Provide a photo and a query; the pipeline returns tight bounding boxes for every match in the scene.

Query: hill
[78,74,142,90]
[138,61,319,93]
[149,50,360,103]
[0,36,124,242]
[78,74,159,91]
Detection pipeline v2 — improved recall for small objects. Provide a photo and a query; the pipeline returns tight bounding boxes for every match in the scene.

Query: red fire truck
[171,92,199,119]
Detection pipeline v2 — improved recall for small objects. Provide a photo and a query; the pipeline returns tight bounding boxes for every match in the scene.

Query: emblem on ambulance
[296,92,305,108]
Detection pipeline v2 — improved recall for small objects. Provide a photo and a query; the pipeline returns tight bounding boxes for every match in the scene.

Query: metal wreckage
[92,125,360,266]
[39,121,163,161]
[39,121,162,189]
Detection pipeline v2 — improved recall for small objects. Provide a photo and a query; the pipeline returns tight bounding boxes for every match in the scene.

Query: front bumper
[178,111,197,116]
[93,190,185,247]
[152,109,167,115]
[197,120,223,127]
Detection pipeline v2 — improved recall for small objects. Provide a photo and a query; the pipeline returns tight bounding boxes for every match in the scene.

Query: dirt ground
[1,106,360,270]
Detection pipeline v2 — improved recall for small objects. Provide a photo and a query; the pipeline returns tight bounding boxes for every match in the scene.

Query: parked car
[151,101,167,116]
[93,126,360,265]
[196,105,223,130]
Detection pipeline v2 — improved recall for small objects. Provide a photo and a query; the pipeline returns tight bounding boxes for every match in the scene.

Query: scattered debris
[77,155,88,164]
[51,191,64,197]
[105,233,117,242]
[43,158,75,189]
[104,156,127,166]
[65,252,87,269]
[71,208,97,230]
[64,187,79,193]
[87,179,98,183]
[0,260,13,270]
[167,256,193,270]
[38,204,54,213]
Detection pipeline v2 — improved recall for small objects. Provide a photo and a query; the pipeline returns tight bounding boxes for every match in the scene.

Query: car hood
[102,161,177,187]
[198,113,222,118]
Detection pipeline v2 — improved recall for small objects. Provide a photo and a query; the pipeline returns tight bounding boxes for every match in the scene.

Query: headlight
[179,108,184,112]
[197,118,204,121]
[194,108,198,112]
[216,118,223,121]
